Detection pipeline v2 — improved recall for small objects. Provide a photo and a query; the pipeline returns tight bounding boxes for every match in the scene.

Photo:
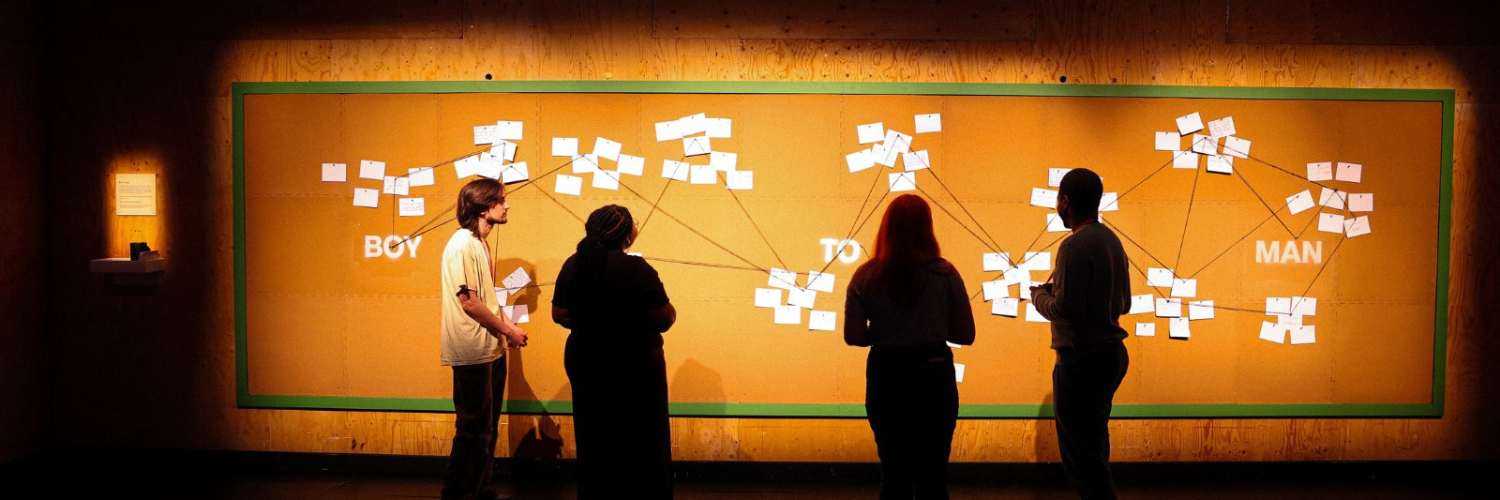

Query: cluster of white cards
[551,136,648,196]
[1259,296,1317,344]
[488,267,533,325]
[1127,267,1215,340]
[845,114,941,194]
[1284,162,1374,238]
[1035,168,1116,233]
[976,250,1053,323]
[755,268,839,332]
[1157,112,1250,174]
[650,113,754,191]
[329,159,444,216]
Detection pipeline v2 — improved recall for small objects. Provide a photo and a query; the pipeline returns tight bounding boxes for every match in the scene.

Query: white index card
[1129,294,1154,314]
[689,165,718,185]
[754,288,782,308]
[705,118,732,139]
[1047,212,1069,232]
[992,297,1020,317]
[383,176,410,196]
[1291,296,1318,317]
[982,280,1010,301]
[473,124,499,145]
[409,167,435,187]
[475,154,503,180]
[398,197,425,217]
[768,268,799,290]
[1259,321,1287,344]
[1048,168,1073,187]
[454,156,477,179]
[1348,193,1374,212]
[1154,298,1182,318]
[1286,190,1316,215]
[1154,131,1180,151]
[501,162,530,184]
[889,172,917,192]
[1176,112,1204,135]
[1170,278,1197,298]
[492,141,518,162]
[617,154,645,176]
[953,362,966,383]
[1173,150,1199,169]
[359,160,386,180]
[554,174,583,196]
[915,113,942,133]
[593,137,622,162]
[1318,212,1346,233]
[1190,134,1218,155]
[655,119,683,142]
[1188,300,1215,320]
[1319,188,1346,210]
[857,122,884,144]
[662,160,690,181]
[1136,322,1157,337]
[1031,188,1059,208]
[1222,136,1251,159]
[1025,303,1049,323]
[552,137,579,157]
[1305,161,1334,182]
[1023,251,1052,272]
[1336,162,1363,183]
[726,170,754,191]
[1168,317,1191,339]
[496,120,523,141]
[502,304,530,325]
[773,305,802,325]
[709,151,738,172]
[1207,116,1236,139]
[872,142,899,167]
[1290,325,1317,344]
[806,271,836,293]
[1100,192,1120,212]
[787,288,817,309]
[682,136,712,157]
[1265,296,1292,316]
[882,130,913,156]
[352,188,379,208]
[572,154,599,174]
[495,288,510,306]
[1344,215,1371,238]
[591,170,620,190]
[1276,312,1303,329]
[983,252,1011,272]
[846,149,875,173]
[1003,268,1030,287]
[501,267,531,291]
[321,163,347,182]
[1147,268,1175,288]
[902,150,931,171]
[678,113,708,136]
[808,310,837,332]
[1206,154,1234,174]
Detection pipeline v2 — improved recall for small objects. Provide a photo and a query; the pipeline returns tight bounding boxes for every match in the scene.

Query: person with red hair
[844,194,976,499]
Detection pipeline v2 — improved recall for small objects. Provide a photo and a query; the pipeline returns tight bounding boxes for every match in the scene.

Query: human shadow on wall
[493,258,567,496]
[669,357,751,461]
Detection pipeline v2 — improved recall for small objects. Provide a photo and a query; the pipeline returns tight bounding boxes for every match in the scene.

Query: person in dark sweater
[845,194,976,500]
[1030,168,1131,500]
[552,205,677,499]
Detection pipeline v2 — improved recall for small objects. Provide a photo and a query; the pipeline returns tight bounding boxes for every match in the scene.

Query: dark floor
[3,451,1488,499]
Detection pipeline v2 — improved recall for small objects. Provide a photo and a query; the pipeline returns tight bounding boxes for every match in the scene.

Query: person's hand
[1029,283,1052,297]
[504,325,529,348]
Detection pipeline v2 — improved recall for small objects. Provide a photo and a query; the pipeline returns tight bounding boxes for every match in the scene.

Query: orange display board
[234,82,1451,417]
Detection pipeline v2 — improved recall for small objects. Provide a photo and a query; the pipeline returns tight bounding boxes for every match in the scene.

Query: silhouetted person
[845,194,976,500]
[1030,169,1131,500]
[552,205,676,499]
[441,178,529,500]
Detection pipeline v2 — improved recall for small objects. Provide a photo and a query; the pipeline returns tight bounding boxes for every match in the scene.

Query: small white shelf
[90,257,166,274]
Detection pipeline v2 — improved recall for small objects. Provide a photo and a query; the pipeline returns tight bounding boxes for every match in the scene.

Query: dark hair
[570,205,637,305]
[1059,168,1104,219]
[456,178,505,234]
[858,194,941,306]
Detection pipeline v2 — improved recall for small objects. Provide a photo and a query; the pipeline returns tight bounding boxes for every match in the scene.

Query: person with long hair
[844,194,976,499]
[551,205,677,498]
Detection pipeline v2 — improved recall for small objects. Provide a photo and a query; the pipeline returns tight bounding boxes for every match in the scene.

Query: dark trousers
[1052,342,1129,500]
[443,356,507,500]
[565,335,673,499]
[865,344,958,500]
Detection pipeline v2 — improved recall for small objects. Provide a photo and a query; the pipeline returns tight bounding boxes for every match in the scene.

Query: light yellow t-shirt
[439,228,504,366]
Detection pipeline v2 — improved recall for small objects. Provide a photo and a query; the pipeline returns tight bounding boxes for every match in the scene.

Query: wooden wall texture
[29,0,1500,462]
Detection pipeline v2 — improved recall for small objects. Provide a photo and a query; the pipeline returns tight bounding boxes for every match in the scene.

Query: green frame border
[233,81,1454,418]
